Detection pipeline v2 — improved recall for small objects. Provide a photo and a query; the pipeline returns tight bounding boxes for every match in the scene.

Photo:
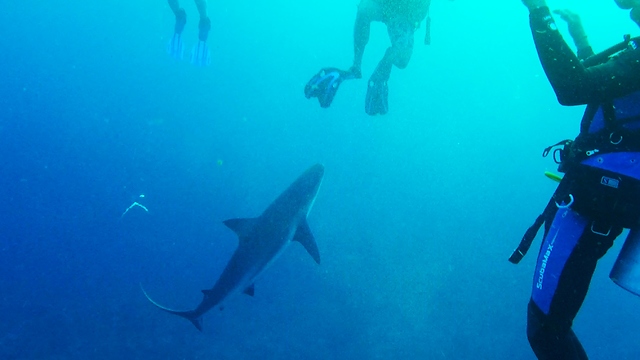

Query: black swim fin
[304,67,354,108]
[365,78,389,116]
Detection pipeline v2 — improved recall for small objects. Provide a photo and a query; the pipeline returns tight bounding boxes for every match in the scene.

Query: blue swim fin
[365,78,388,116]
[167,33,185,60]
[190,41,211,66]
[304,68,355,108]
[190,16,211,67]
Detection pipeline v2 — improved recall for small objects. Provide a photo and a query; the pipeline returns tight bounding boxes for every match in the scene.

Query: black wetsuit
[530,8,640,104]
[525,6,640,360]
[377,0,431,24]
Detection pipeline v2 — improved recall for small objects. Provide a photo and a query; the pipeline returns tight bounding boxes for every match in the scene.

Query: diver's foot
[304,67,354,108]
[198,16,211,42]
[365,77,389,116]
[174,8,187,34]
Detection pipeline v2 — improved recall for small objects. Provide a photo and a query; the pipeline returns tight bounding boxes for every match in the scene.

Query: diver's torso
[372,0,431,24]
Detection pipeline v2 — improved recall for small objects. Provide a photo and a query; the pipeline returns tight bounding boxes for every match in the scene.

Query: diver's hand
[553,9,581,25]
[521,0,546,10]
[554,9,588,48]
[554,9,585,35]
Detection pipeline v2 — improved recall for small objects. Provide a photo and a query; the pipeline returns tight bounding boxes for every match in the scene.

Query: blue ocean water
[1,0,640,358]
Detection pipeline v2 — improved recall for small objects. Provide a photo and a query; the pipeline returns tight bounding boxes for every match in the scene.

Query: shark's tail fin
[186,314,204,331]
[140,284,204,331]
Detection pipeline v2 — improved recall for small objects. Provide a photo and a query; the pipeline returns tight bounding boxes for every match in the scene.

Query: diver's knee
[394,58,410,69]
[392,51,412,69]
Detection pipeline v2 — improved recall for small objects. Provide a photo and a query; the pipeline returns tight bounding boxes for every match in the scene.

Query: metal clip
[591,223,611,237]
[586,149,600,156]
[610,132,623,145]
[556,194,574,209]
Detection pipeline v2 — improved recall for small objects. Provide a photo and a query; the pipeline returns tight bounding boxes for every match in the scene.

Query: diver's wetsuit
[353,0,431,75]
[526,6,640,360]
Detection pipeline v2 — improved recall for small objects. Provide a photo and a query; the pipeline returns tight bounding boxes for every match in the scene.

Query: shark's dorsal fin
[223,217,259,238]
[293,220,321,264]
[243,284,255,297]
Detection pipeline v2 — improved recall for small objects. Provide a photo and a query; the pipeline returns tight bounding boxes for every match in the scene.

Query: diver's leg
[194,0,210,41]
[168,0,186,32]
[190,0,211,65]
[368,20,415,85]
[526,207,620,359]
[168,0,181,14]
[351,0,382,78]
[194,0,208,20]
[363,20,415,115]
[364,47,392,115]
[528,301,587,360]
[386,20,415,70]
[167,0,187,59]
[372,48,393,82]
[352,13,370,78]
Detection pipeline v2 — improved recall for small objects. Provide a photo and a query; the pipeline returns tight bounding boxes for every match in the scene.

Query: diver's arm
[168,0,181,14]
[529,6,640,105]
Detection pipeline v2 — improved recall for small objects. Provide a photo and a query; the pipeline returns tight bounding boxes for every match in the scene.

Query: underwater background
[1,0,640,358]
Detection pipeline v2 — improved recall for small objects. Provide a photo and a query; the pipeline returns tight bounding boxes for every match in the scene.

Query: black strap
[581,34,639,67]
[509,198,556,264]
[542,139,572,165]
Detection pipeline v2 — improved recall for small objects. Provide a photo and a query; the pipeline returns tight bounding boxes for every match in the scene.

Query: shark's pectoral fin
[223,217,259,238]
[243,284,255,297]
[293,220,321,264]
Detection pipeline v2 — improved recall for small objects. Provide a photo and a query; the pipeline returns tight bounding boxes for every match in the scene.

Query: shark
[142,163,325,331]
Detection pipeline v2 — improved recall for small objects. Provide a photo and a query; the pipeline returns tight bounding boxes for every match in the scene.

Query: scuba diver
[167,0,211,66]
[511,0,640,358]
[304,0,435,116]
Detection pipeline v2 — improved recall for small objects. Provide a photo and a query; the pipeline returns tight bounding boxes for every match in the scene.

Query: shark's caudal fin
[293,220,321,264]
[141,285,204,331]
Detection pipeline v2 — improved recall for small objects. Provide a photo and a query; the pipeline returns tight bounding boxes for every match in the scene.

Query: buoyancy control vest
[510,35,640,264]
